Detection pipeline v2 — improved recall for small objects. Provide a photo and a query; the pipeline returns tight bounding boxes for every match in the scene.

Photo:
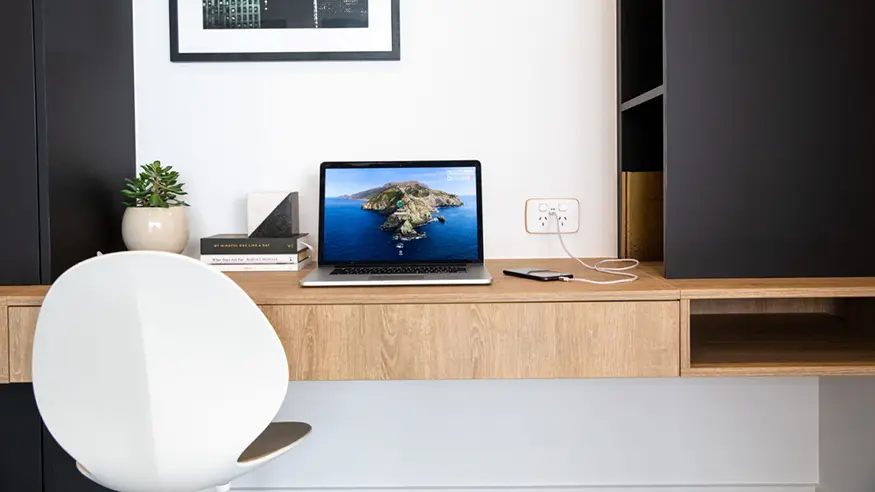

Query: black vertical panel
[42,425,112,492]
[0,385,43,492]
[664,0,875,278]
[0,0,41,285]
[36,0,136,283]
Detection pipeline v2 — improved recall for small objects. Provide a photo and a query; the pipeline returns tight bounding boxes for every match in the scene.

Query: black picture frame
[169,0,400,62]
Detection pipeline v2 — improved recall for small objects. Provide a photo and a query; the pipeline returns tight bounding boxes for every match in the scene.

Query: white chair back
[32,251,289,492]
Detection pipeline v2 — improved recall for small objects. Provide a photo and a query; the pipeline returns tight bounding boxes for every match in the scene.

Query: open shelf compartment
[683,298,875,377]
[619,0,663,103]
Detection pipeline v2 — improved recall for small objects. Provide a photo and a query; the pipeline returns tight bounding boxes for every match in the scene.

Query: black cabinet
[42,426,112,492]
[0,0,42,285]
[619,0,875,278]
[0,0,135,285]
[0,385,42,492]
[0,385,112,492]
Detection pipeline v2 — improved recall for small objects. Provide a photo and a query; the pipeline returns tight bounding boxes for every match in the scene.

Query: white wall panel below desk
[235,379,818,489]
[234,488,814,492]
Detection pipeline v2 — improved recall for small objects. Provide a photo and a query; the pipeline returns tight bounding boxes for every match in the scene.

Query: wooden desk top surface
[0,259,676,306]
[641,265,875,299]
[229,258,677,305]
[3,259,875,306]
[0,259,678,306]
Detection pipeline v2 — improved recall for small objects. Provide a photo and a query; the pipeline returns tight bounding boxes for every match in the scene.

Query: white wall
[132,1,821,490]
[818,377,875,492]
[234,379,817,490]
[133,0,618,259]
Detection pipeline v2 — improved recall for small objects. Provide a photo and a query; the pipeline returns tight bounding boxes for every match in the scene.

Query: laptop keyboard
[330,265,468,275]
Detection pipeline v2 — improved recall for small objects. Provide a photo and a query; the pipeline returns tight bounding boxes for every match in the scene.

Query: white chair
[32,251,310,492]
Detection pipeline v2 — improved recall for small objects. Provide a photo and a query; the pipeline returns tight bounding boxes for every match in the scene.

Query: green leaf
[124,160,188,207]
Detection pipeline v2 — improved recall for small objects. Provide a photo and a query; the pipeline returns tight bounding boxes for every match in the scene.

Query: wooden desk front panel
[263,301,680,380]
[4,301,679,382]
[0,298,8,384]
[8,307,38,383]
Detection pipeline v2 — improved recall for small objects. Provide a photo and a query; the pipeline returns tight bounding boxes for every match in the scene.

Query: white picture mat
[177,0,393,54]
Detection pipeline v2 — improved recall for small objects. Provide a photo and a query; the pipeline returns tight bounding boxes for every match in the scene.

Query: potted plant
[121,160,190,253]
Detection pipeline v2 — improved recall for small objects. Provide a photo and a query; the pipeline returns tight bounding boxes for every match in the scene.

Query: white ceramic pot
[122,206,189,254]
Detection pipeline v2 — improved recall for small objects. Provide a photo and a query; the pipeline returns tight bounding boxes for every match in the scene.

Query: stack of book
[200,233,312,272]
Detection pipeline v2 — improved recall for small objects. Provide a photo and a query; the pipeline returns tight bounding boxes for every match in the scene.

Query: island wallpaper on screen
[322,167,480,262]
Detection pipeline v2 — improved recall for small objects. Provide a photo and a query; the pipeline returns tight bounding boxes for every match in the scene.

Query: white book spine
[200,253,308,265]
[214,258,312,272]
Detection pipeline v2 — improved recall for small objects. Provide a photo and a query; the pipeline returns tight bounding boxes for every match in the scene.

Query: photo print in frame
[170,0,400,62]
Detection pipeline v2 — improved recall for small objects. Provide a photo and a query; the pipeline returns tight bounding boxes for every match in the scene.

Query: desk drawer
[262,301,680,380]
[4,301,680,383]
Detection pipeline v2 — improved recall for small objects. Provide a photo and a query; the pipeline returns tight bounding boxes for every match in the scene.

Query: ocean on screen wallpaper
[322,167,479,262]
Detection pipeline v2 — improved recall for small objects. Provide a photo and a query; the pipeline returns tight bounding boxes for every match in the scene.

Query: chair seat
[238,421,312,464]
[77,422,313,484]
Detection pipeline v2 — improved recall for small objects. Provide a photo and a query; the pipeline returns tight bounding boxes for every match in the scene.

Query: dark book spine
[200,240,302,255]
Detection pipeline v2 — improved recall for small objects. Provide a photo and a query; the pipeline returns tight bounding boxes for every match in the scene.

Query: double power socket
[525,198,580,234]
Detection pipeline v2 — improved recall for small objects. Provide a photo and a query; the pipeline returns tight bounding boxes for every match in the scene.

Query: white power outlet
[525,198,580,234]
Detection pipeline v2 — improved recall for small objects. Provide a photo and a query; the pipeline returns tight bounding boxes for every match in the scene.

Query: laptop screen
[320,162,482,264]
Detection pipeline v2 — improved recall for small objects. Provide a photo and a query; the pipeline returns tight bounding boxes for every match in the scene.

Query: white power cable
[300,241,317,255]
[548,210,639,285]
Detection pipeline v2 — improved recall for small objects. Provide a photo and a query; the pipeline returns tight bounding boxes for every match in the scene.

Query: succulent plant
[122,160,189,208]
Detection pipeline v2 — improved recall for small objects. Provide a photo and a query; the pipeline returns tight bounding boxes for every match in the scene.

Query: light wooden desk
[2,259,875,383]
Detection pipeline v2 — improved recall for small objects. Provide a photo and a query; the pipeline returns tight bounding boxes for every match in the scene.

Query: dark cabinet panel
[42,426,112,492]
[37,0,136,282]
[0,0,134,285]
[0,385,43,492]
[0,387,111,492]
[0,0,41,285]
[663,0,875,278]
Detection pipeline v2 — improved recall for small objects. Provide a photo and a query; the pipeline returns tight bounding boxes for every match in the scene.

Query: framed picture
[170,0,400,62]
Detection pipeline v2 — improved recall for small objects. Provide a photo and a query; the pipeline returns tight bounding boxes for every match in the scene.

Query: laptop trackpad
[369,275,426,281]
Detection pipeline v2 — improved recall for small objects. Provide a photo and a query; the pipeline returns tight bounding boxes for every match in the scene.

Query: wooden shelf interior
[620,171,663,262]
[686,298,875,375]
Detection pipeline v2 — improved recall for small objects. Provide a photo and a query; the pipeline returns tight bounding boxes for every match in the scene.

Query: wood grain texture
[1,260,678,306]
[841,298,875,334]
[263,302,680,380]
[264,305,385,381]
[8,307,39,383]
[223,258,679,305]
[685,313,875,377]
[684,366,875,377]
[0,298,8,384]
[7,261,874,305]
[0,286,49,306]
[640,263,875,299]
[680,299,690,372]
[621,171,664,262]
[690,298,839,315]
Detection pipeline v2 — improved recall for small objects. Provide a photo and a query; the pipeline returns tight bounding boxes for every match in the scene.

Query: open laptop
[300,161,492,287]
